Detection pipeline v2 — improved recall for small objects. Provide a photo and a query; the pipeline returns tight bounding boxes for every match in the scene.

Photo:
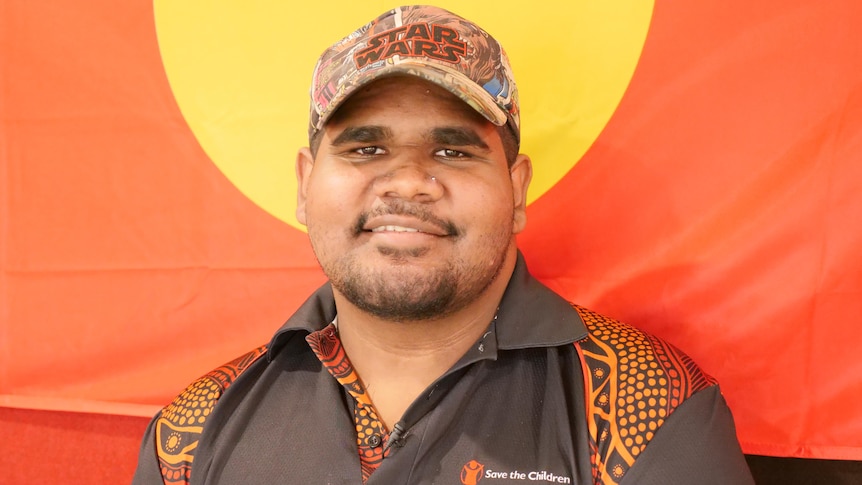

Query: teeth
[371,225,419,233]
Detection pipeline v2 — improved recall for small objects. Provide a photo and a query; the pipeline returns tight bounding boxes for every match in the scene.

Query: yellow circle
[154,2,653,230]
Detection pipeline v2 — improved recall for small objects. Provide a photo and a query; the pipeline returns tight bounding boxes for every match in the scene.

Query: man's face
[296,76,531,322]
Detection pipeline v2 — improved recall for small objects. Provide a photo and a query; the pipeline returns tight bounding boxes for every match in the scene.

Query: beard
[310,203,514,322]
[326,245,509,322]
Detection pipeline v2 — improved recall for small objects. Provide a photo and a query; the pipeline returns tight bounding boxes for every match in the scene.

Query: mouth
[356,211,458,239]
[371,225,421,234]
[362,220,452,239]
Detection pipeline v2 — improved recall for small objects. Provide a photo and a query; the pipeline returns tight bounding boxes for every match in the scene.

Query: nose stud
[429,176,437,183]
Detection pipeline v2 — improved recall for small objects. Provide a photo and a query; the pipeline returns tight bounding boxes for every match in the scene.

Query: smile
[371,225,420,233]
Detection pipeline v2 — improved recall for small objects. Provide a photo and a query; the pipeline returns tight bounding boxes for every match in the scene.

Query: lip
[362,215,452,237]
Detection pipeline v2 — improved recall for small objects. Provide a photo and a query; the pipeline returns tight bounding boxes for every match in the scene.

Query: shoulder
[573,305,716,402]
[152,346,268,484]
[571,305,717,484]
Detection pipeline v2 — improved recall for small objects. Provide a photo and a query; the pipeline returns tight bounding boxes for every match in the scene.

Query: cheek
[463,176,514,209]
[456,183,515,228]
[305,169,367,221]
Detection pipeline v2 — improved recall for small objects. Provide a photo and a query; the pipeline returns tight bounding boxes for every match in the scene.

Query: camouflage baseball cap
[308,5,520,144]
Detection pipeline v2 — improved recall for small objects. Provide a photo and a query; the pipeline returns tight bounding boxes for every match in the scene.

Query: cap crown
[308,5,520,143]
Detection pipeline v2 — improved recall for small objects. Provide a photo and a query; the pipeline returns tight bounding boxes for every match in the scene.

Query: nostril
[374,166,444,201]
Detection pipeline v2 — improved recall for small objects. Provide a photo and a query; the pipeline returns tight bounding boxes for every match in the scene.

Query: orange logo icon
[461,460,485,485]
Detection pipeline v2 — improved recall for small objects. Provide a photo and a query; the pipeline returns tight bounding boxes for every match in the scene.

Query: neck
[332,248,516,429]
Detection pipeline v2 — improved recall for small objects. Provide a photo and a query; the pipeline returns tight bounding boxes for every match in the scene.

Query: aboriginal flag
[1,0,861,469]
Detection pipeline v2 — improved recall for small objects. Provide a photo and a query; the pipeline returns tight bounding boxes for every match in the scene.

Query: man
[133,5,754,484]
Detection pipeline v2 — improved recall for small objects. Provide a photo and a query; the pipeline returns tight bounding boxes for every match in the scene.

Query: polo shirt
[132,254,754,484]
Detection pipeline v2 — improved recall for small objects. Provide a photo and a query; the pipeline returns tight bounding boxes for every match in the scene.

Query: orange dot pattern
[156,346,267,485]
[307,324,389,483]
[573,305,716,485]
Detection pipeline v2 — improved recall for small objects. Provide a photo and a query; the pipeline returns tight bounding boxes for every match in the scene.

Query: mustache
[354,201,459,237]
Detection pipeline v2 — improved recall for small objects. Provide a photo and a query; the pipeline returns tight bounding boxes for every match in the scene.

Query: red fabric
[0,408,149,484]
[2,0,861,461]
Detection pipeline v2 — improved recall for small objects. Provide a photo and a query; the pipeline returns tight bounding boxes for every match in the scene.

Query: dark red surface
[0,408,150,484]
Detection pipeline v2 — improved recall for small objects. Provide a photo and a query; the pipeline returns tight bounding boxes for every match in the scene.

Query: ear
[295,147,315,226]
[510,153,533,234]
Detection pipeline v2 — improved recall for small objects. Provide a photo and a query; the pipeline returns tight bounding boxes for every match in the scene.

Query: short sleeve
[618,385,754,485]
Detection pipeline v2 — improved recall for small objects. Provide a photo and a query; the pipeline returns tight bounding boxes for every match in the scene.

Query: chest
[192,347,593,485]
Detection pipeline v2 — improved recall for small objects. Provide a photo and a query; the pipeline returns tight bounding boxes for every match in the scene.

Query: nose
[373,162,444,202]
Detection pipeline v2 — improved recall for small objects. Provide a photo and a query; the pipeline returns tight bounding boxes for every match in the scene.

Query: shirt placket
[306,324,390,483]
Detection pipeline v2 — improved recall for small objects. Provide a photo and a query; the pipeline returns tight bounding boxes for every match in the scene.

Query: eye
[435,148,469,158]
[353,146,384,156]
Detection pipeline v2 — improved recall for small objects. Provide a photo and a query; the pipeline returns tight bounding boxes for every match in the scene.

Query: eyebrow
[330,125,490,151]
[331,125,393,146]
[428,127,489,150]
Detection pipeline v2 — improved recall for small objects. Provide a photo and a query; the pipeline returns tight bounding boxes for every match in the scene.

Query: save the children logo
[460,460,572,484]
[461,460,485,484]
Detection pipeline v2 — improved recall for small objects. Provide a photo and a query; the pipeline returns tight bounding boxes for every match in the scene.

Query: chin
[338,271,458,322]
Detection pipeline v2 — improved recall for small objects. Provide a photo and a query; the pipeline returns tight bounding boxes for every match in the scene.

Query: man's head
[296,6,532,322]
[307,5,520,165]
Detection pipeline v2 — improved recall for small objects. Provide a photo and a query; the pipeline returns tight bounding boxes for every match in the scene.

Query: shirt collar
[266,251,586,360]
[495,252,587,349]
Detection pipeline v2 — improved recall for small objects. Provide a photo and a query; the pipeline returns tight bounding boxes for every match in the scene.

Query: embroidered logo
[353,23,467,69]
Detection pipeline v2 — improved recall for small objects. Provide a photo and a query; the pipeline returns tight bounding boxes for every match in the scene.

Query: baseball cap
[308,5,520,144]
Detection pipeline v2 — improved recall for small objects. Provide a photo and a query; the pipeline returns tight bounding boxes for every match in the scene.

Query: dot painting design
[155,346,267,484]
[573,305,716,485]
[307,324,390,483]
[149,307,718,485]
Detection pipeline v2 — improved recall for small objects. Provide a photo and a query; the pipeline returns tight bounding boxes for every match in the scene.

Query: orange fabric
[2,0,861,462]
[0,0,324,413]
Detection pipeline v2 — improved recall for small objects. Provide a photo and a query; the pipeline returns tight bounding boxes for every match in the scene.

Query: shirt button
[367,434,382,448]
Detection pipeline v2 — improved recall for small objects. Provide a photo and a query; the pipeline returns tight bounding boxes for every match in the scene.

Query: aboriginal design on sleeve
[155,346,267,485]
[307,324,390,483]
[573,305,716,485]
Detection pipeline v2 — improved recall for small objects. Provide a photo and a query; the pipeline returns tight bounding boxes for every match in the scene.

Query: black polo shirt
[133,255,754,484]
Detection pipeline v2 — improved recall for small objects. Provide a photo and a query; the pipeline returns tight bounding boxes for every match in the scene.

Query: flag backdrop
[2,0,861,462]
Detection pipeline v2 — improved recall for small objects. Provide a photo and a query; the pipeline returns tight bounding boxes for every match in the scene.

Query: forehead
[325,76,490,129]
